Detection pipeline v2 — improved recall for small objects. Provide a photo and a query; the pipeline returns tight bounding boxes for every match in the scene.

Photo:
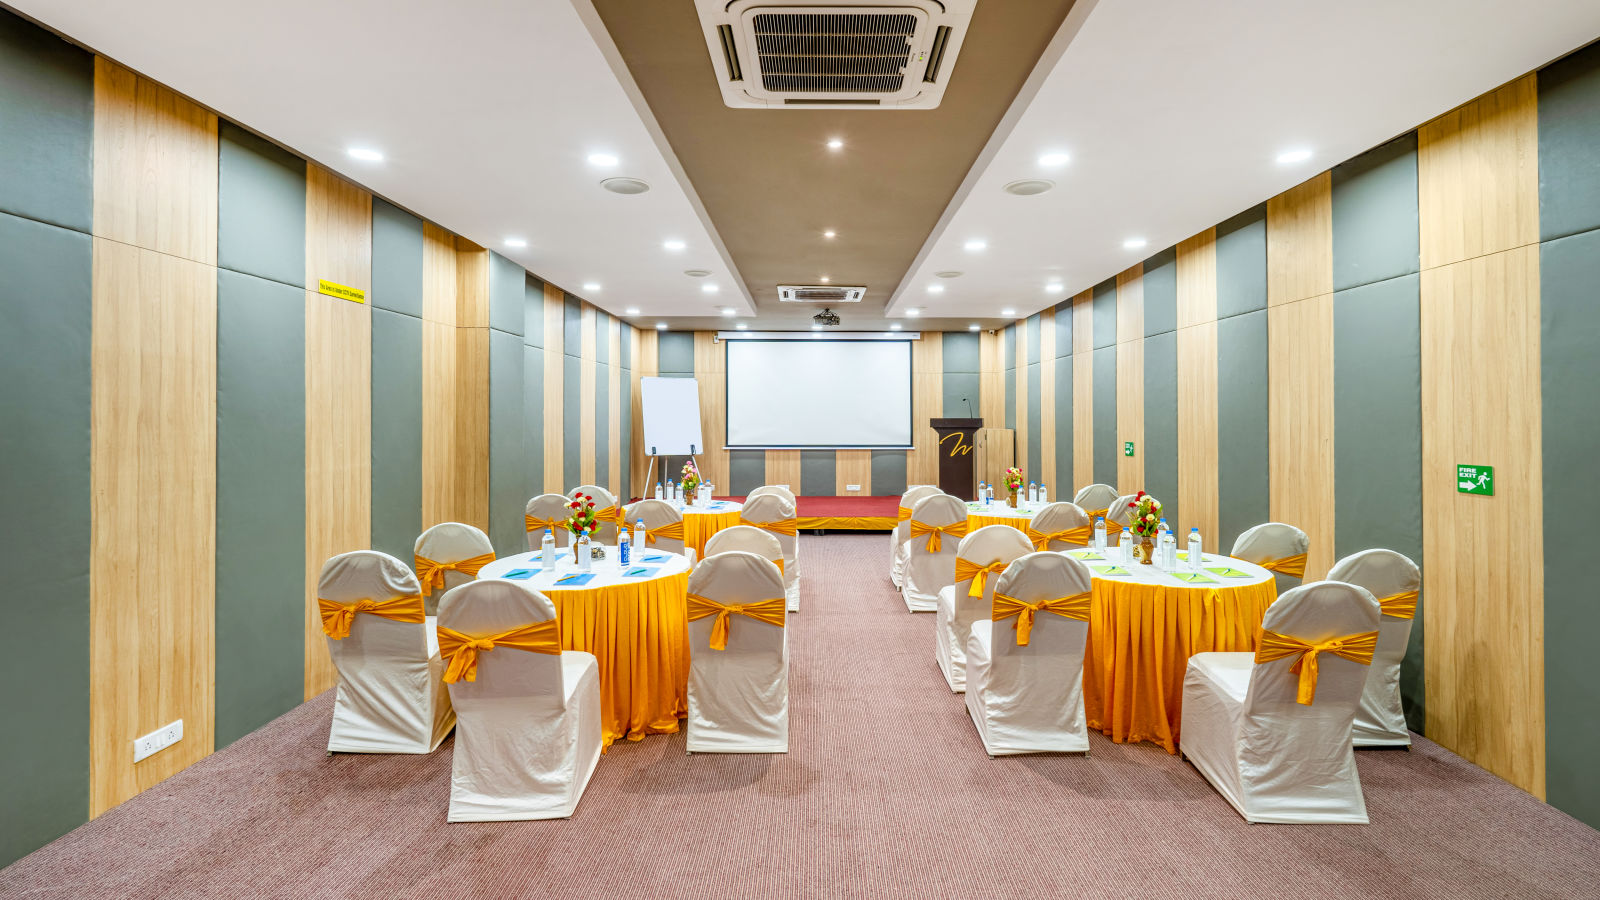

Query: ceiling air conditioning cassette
[778,285,867,302]
[697,0,976,110]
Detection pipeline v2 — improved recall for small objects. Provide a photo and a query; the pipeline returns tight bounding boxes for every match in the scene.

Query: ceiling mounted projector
[814,308,841,327]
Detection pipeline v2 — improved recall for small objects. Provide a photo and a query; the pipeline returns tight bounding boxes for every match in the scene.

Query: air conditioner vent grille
[752,13,915,94]
[778,284,867,303]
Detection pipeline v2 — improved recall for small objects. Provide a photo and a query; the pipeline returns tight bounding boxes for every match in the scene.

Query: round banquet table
[1068,547,1278,753]
[479,546,692,749]
[964,499,1039,533]
[663,499,741,558]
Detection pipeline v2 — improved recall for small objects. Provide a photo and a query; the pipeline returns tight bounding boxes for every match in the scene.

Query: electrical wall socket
[846,484,861,492]
[133,719,183,762]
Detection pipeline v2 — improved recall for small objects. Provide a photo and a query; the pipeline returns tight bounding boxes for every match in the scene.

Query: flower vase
[1137,536,1154,566]
[1007,489,1018,509]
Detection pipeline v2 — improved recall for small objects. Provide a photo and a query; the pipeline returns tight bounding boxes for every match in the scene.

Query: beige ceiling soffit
[883,0,1102,316]
[567,0,757,316]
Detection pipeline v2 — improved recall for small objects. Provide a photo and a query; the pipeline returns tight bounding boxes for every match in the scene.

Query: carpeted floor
[4,534,1598,899]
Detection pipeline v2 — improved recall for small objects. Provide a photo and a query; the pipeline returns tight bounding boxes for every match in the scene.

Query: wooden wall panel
[835,450,872,495]
[1039,312,1056,492]
[1176,230,1217,327]
[693,333,729,490]
[1116,263,1144,344]
[421,223,457,526]
[1266,173,1334,306]
[910,334,942,488]
[631,328,656,497]
[542,283,564,494]
[91,59,217,265]
[978,330,1005,426]
[1116,267,1145,493]
[451,241,489,528]
[1014,318,1029,479]
[609,322,622,495]
[580,306,597,485]
[1267,295,1336,579]
[89,240,217,815]
[1072,289,1094,490]
[1176,233,1218,539]
[303,166,372,697]
[1418,75,1540,270]
[765,451,803,493]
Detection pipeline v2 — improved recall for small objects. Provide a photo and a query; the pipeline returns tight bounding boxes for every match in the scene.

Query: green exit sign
[1124,441,1135,457]
[1457,464,1494,495]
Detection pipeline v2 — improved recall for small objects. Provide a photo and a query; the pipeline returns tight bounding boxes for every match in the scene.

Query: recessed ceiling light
[927,284,944,294]
[655,322,667,330]
[684,269,711,277]
[1123,237,1147,250]
[736,323,747,330]
[583,282,601,291]
[827,138,844,150]
[587,153,619,167]
[702,284,720,294]
[1276,148,1313,165]
[1003,179,1054,196]
[936,271,963,278]
[1037,152,1070,167]
[906,308,922,317]
[663,239,687,252]
[719,307,734,316]
[1045,283,1064,294]
[625,307,640,316]
[600,177,650,195]
[819,276,831,283]
[1001,308,1016,316]
[503,237,527,249]
[964,239,987,252]
[347,147,383,162]
[968,324,981,331]
[889,323,902,331]
[823,230,837,239]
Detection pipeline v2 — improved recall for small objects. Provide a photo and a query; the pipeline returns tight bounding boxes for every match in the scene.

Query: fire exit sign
[1124,441,1135,457]
[1457,464,1494,495]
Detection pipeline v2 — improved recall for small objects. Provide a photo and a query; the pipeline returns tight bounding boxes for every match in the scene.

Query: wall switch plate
[846,484,861,492]
[133,718,183,762]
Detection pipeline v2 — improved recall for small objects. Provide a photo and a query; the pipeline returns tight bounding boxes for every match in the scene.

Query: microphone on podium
[963,397,974,417]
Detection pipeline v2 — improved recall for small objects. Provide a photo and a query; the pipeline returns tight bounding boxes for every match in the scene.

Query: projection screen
[725,339,913,449]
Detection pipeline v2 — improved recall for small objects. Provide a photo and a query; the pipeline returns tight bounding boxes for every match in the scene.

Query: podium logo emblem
[940,432,972,456]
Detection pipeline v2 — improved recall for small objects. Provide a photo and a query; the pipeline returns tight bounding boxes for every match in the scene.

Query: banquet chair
[965,551,1093,755]
[525,493,573,550]
[747,484,797,506]
[1105,494,1137,531]
[935,524,1034,692]
[1024,502,1093,551]
[567,484,622,543]
[1327,549,1421,748]
[414,522,495,615]
[902,493,967,613]
[1179,580,1380,824]
[705,525,785,579]
[1073,483,1119,523]
[436,579,601,821]
[1231,522,1312,594]
[686,551,789,754]
[740,492,801,612]
[318,550,454,754]
[891,484,943,588]
[626,498,694,565]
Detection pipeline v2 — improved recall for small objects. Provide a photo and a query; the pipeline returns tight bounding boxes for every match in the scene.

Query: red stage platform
[722,495,900,531]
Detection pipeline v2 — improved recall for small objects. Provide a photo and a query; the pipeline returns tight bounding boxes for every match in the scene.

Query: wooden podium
[930,418,982,499]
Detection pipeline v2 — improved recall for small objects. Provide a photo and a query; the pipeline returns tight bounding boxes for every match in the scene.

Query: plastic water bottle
[636,518,647,553]
[1114,527,1128,562]
[618,521,631,566]
[654,482,664,501]
[977,481,987,504]
[577,532,592,571]
[1028,482,1038,505]
[1039,483,1048,505]
[540,528,555,570]
[1093,517,1106,551]
[669,480,678,503]
[1161,526,1177,569]
[1156,518,1170,566]
[1188,527,1203,571]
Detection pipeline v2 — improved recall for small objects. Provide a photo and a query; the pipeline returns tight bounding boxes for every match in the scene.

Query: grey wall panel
[871,450,907,496]
[1005,365,1016,429]
[943,373,980,418]
[215,269,305,749]
[1143,331,1179,533]
[800,450,836,496]
[620,324,632,369]
[1538,42,1600,242]
[1026,313,1041,364]
[729,451,766,496]
[371,308,423,561]
[563,293,582,356]
[1142,248,1178,337]
[563,354,581,489]
[1053,300,1073,355]
[1332,135,1420,293]
[488,252,523,336]
[0,213,91,866]
[594,314,610,365]
[1093,346,1117,485]
[1217,310,1271,554]
[595,361,610,491]
[658,332,695,374]
[619,369,632,499]
[488,330,527,557]
[0,11,92,233]
[523,278,545,349]
[1026,362,1041,478]
[1333,275,1423,732]
[1216,205,1268,319]
[1092,280,1117,348]
[942,331,980,371]
[218,122,305,287]
[371,199,423,317]
[1003,324,1015,370]
[1540,228,1600,828]
[1053,357,1073,489]
[522,346,545,497]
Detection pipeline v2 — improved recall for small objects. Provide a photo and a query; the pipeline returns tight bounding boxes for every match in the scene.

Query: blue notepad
[552,573,597,587]
[622,566,660,578]
[501,568,539,580]
[641,553,669,562]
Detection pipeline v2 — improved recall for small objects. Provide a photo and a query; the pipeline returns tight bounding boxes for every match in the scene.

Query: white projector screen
[725,339,913,448]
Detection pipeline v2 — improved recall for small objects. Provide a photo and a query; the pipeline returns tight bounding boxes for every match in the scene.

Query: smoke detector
[696,0,977,110]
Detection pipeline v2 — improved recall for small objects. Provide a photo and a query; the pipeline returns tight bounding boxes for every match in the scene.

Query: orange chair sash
[524,515,563,533]
[909,519,968,553]
[992,590,1091,645]
[1025,523,1094,550]
[897,506,914,521]
[643,520,686,544]
[1376,588,1418,619]
[317,595,424,640]
[954,557,1010,598]
[1254,628,1378,705]
[686,593,786,650]
[437,619,562,684]
[1083,507,1109,522]
[415,551,496,594]
[595,505,628,526]
[740,516,799,537]
[1259,552,1308,578]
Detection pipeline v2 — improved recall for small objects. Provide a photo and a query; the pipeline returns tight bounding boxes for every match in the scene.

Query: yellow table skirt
[966,512,1032,533]
[1082,577,1277,753]
[794,515,899,531]
[548,570,690,749]
[682,510,740,557]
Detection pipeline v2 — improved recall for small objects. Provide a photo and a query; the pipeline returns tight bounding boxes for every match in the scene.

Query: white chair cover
[625,498,693,565]
[742,492,800,612]
[1231,522,1312,594]
[1327,549,1421,747]
[1180,580,1380,824]
[319,550,453,754]
[705,525,784,578]
[890,484,943,588]
[568,484,621,543]
[747,484,797,506]
[934,524,1033,692]
[686,551,789,753]
[1073,483,1118,517]
[1106,493,1137,529]
[525,493,573,550]
[965,551,1093,755]
[902,493,966,613]
[437,579,601,821]
[1026,502,1091,550]
[414,522,495,615]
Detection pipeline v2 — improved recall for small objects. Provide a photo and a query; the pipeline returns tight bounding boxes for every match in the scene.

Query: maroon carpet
[4,534,1597,899]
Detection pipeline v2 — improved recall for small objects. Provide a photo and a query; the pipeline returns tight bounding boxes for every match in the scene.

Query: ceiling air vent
[696,0,976,110]
[778,284,867,303]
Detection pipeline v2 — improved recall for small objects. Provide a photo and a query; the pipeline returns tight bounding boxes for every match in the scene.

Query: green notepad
[1172,571,1218,584]
[1205,566,1252,578]
[1090,564,1131,576]
[1068,550,1105,560]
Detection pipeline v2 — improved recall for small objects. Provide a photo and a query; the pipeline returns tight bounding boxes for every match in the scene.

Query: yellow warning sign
[317,279,365,304]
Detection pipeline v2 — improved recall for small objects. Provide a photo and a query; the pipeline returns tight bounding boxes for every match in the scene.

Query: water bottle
[618,522,631,566]
[1114,527,1128,562]
[669,480,678,503]
[1157,517,1170,566]
[977,481,987,504]
[1028,482,1037,505]
[1188,527,1203,571]
[540,528,555,570]
[1160,525,1176,569]
[1093,517,1106,551]
[1038,483,1048,504]
[577,532,592,571]
[654,482,664,501]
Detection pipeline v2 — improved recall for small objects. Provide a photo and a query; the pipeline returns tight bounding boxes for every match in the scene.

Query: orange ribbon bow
[908,519,968,553]
[1025,524,1095,550]
[643,521,686,544]
[897,506,914,522]
[1259,552,1308,579]
[317,595,425,640]
[414,551,496,595]
[1255,628,1378,704]
[991,590,1091,645]
[740,516,799,537]
[955,557,1011,598]
[1376,589,1418,619]
[594,505,628,526]
[686,594,786,650]
[524,515,562,533]
[437,619,562,684]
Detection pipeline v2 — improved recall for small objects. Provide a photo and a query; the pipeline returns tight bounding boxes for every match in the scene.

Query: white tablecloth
[480,545,692,591]
[1069,548,1275,589]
